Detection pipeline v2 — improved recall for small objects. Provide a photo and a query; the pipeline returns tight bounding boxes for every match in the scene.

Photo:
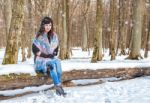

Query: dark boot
[60,86,67,96]
[55,85,67,97]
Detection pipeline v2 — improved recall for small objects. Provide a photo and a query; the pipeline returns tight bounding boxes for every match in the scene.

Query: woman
[32,17,66,96]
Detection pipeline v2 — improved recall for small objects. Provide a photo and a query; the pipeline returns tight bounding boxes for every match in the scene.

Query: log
[0,67,150,91]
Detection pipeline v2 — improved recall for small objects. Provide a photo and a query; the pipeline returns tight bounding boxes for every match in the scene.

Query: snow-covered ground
[0,76,150,103]
[0,48,150,75]
[0,48,150,102]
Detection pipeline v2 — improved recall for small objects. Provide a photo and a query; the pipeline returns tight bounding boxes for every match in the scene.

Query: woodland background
[0,0,149,63]
[0,0,150,101]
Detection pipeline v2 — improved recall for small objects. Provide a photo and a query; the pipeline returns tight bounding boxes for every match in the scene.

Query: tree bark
[128,0,144,59]
[82,17,88,51]
[21,22,26,62]
[66,0,70,59]
[2,0,24,64]
[3,0,12,39]
[91,0,103,62]
[119,0,129,55]
[144,20,150,58]
[109,0,117,60]
[59,0,69,60]
[0,67,150,91]
[27,0,35,58]
[81,0,90,51]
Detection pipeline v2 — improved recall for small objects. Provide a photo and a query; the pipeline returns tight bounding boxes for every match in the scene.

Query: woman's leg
[46,60,61,86]
[53,58,66,96]
[46,59,66,96]
[54,58,62,83]
[35,58,46,73]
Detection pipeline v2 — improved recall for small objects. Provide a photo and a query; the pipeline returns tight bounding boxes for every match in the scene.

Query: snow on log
[0,67,150,90]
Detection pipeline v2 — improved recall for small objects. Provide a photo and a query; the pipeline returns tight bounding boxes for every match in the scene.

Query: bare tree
[59,0,69,59]
[21,22,26,62]
[91,0,103,62]
[81,0,90,51]
[144,0,150,58]
[27,0,35,58]
[66,0,71,58]
[109,0,117,60]
[127,0,144,59]
[3,0,12,39]
[2,0,24,64]
[144,22,150,58]
[118,0,129,55]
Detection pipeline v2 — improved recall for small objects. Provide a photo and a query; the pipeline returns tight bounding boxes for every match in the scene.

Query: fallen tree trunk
[0,67,150,91]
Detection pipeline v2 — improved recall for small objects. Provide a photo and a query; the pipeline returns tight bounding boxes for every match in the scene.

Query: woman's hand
[36,51,41,56]
[47,54,54,58]
[40,52,54,58]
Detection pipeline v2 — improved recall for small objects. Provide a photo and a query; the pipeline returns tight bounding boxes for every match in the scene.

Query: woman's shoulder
[37,35,43,40]
[52,32,58,38]
[53,32,58,36]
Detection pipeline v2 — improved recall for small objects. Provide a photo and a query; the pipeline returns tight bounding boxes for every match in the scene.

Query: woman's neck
[43,32,48,37]
[44,32,48,34]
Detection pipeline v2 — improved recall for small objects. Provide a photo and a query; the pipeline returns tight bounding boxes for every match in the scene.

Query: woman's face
[44,23,52,33]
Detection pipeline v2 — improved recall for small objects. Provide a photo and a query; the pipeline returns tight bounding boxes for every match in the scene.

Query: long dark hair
[36,16,54,39]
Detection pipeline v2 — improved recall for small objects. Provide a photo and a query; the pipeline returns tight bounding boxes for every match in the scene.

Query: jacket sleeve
[32,43,54,58]
[53,46,59,56]
[32,43,40,56]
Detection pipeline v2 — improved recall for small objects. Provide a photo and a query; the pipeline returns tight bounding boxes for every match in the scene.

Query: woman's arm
[32,43,40,56]
[32,43,54,58]
[53,46,59,56]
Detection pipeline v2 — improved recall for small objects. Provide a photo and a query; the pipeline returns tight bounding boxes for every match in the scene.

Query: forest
[0,0,150,102]
[0,0,149,63]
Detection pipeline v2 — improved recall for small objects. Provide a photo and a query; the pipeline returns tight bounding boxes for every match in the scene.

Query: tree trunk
[119,0,129,55]
[2,0,24,64]
[21,21,26,62]
[81,0,90,51]
[3,0,12,39]
[82,17,88,51]
[27,0,35,58]
[66,0,70,59]
[144,20,150,58]
[117,0,123,55]
[91,0,103,62]
[42,0,51,17]
[59,0,69,60]
[109,0,117,60]
[127,0,134,53]
[128,0,144,59]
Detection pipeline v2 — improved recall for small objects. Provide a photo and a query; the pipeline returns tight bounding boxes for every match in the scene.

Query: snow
[72,79,100,85]
[0,64,36,76]
[0,48,150,102]
[0,85,53,96]
[0,48,150,75]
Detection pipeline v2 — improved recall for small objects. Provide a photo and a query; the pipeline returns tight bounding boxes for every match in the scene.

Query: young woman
[32,17,66,96]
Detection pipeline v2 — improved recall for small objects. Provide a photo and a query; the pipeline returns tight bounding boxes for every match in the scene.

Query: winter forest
[0,0,150,103]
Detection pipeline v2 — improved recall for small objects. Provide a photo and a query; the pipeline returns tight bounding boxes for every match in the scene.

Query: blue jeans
[46,58,62,86]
